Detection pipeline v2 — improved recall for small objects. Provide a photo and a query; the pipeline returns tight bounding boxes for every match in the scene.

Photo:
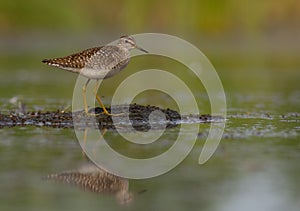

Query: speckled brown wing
[42,45,130,77]
[42,47,102,73]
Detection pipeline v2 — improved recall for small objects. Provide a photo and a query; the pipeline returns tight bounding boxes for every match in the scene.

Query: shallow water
[0,51,300,210]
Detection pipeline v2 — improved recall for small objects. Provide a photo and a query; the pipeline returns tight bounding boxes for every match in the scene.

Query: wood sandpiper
[42,35,148,115]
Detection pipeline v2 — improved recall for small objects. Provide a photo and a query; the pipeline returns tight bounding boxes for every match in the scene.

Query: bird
[42,35,148,115]
[45,163,134,205]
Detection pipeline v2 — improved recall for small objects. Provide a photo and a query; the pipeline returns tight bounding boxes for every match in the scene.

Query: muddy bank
[0,104,216,130]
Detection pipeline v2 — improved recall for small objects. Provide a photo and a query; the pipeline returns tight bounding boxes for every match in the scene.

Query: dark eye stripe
[125,39,134,45]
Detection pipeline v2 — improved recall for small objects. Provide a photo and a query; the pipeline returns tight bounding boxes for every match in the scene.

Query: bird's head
[118,35,148,53]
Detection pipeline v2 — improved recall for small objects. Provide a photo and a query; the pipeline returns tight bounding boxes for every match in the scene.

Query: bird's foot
[84,107,125,116]
[84,109,100,116]
[101,110,125,116]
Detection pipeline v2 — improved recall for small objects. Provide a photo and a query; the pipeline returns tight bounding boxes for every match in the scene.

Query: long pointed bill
[136,46,148,53]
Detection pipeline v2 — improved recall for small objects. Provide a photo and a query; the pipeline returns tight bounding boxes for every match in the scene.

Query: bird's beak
[136,45,148,53]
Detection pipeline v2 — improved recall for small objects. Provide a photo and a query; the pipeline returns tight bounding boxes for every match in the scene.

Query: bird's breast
[81,47,130,79]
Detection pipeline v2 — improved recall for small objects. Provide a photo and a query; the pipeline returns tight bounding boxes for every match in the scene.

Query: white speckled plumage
[42,35,147,79]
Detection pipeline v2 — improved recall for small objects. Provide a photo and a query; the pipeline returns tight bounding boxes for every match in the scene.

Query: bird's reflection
[45,163,133,205]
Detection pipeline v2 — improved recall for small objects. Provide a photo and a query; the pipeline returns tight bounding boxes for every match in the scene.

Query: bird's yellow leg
[81,127,88,157]
[93,80,110,115]
[82,79,91,114]
[92,128,107,157]
[93,81,124,116]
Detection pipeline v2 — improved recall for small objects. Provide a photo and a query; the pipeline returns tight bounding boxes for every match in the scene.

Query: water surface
[0,43,299,210]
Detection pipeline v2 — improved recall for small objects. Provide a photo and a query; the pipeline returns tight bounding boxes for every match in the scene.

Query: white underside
[79,68,116,79]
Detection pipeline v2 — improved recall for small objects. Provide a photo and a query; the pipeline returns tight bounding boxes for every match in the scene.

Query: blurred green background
[0,0,299,102]
[1,0,299,64]
[1,0,299,35]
